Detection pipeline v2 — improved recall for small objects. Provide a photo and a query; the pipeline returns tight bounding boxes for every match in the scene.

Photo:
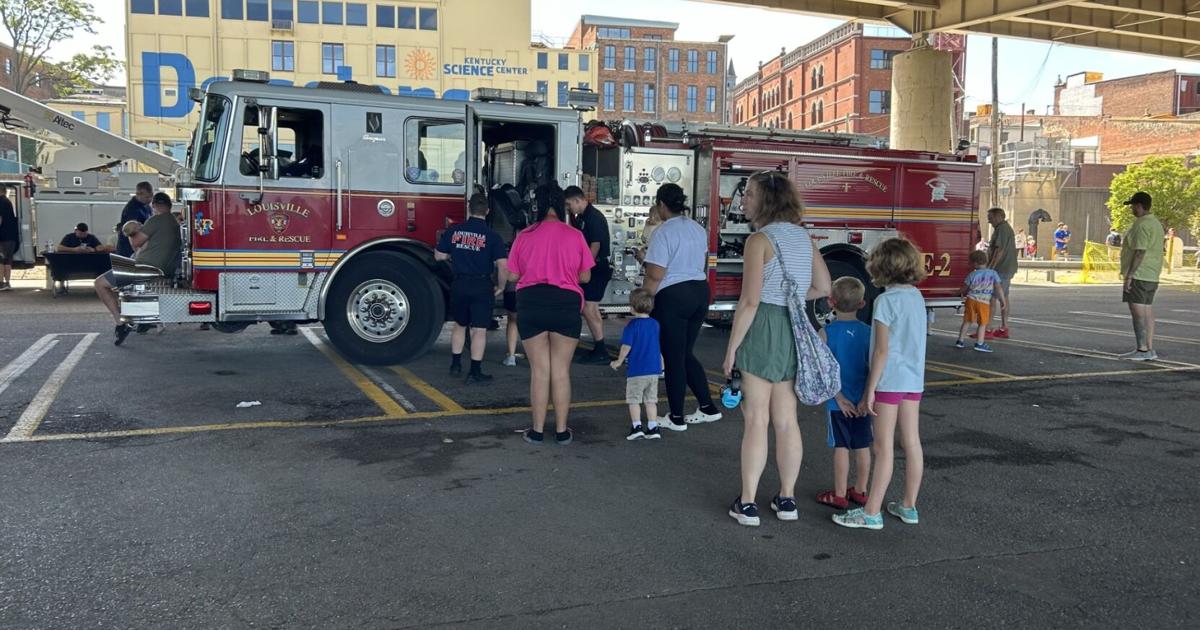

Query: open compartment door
[464,104,481,203]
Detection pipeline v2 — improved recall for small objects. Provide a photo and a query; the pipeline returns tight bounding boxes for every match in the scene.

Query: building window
[97,112,112,132]
[603,81,615,110]
[419,7,436,30]
[686,85,697,112]
[558,81,569,107]
[221,0,242,19]
[376,4,394,27]
[603,45,616,70]
[706,86,717,113]
[157,0,182,16]
[869,90,890,114]
[345,2,367,25]
[536,80,548,97]
[185,1,208,17]
[272,40,295,72]
[377,45,396,77]
[596,27,630,39]
[4,59,10,75]
[668,49,679,73]
[579,54,589,71]
[787,112,793,129]
[578,82,589,90]
[298,0,318,23]
[870,49,895,70]
[246,0,267,20]
[624,46,636,71]
[706,50,717,74]
[644,48,656,73]
[71,111,85,121]
[687,50,698,73]
[623,82,635,111]
[322,43,344,75]
[537,52,548,70]
[667,85,678,112]
[644,84,655,113]
[322,1,342,24]
[131,0,155,14]
[558,53,569,71]
[271,0,293,21]
[787,79,793,101]
[397,6,415,28]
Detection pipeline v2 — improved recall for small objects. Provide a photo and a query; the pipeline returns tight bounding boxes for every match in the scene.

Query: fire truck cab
[153,72,583,364]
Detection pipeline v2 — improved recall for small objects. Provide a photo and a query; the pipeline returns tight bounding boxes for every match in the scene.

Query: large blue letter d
[143,52,196,118]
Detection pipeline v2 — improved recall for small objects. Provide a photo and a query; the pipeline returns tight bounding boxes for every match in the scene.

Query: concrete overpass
[710,1,1200,59]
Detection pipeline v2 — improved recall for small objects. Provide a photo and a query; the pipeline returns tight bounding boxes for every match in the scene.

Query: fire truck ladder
[0,85,183,176]
[684,123,885,149]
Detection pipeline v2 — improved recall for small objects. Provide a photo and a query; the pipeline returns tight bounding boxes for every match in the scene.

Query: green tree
[0,0,105,95]
[1108,156,1200,233]
[54,45,123,96]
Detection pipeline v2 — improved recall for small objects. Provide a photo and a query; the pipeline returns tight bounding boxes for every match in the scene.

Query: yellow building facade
[125,0,595,156]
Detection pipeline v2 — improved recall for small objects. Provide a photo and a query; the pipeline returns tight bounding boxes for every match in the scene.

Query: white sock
[646,420,658,430]
[631,420,642,429]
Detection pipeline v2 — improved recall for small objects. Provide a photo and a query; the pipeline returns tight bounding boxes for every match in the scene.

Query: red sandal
[847,487,869,505]
[815,490,849,509]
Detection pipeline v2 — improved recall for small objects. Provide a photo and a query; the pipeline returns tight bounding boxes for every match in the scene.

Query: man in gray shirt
[94,192,182,345]
[986,207,1017,339]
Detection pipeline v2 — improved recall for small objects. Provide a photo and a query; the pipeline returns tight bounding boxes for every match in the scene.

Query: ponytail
[655,183,689,216]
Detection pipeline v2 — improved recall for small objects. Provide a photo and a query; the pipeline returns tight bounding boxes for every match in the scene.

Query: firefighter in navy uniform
[435,193,508,383]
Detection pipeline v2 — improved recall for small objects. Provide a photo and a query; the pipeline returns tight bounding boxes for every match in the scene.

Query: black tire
[809,256,878,328]
[323,251,445,365]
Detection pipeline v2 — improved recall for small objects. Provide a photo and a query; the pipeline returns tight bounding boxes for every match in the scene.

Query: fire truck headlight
[176,166,196,186]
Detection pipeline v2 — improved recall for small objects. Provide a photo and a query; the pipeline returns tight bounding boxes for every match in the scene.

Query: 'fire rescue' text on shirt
[436,217,506,277]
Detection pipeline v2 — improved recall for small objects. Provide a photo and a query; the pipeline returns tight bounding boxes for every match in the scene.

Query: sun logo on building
[405,49,437,80]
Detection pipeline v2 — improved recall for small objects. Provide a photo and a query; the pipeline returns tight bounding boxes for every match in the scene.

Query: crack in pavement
[405,542,1106,629]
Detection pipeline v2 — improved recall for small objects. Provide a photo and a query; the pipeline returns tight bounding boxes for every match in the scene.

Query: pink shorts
[874,391,923,405]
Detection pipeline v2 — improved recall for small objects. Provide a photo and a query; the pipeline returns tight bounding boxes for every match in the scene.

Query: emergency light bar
[232,69,271,83]
[471,88,545,106]
[567,89,599,112]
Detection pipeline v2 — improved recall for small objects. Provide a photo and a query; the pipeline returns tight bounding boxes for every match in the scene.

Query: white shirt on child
[870,284,927,393]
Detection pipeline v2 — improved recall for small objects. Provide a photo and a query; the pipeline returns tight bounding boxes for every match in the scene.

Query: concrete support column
[889,46,954,153]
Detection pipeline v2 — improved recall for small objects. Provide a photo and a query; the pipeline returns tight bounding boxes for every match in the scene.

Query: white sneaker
[1117,350,1140,360]
[1128,350,1157,362]
[685,409,722,424]
[656,416,688,431]
[502,355,517,367]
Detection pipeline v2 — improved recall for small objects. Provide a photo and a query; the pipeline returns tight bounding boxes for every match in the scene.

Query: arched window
[818,101,825,123]
[818,65,825,87]
[810,68,817,90]
[787,112,793,128]
[788,80,794,101]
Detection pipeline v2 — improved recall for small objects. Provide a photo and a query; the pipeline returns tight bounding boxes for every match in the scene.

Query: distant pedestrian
[815,277,873,511]
[565,185,613,365]
[722,171,832,526]
[1025,238,1037,259]
[1106,225,1122,260]
[644,183,723,432]
[610,288,663,441]
[985,207,1016,339]
[1117,191,1165,361]
[833,238,927,531]
[507,182,594,445]
[1054,223,1071,261]
[435,193,508,384]
[1015,228,1028,259]
[116,181,154,258]
[0,192,18,291]
[956,250,1006,353]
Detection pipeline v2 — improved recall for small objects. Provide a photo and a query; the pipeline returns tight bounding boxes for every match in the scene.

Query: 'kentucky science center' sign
[443,57,529,77]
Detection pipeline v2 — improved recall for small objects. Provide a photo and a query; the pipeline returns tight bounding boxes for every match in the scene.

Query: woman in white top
[722,171,831,526]
[643,184,723,430]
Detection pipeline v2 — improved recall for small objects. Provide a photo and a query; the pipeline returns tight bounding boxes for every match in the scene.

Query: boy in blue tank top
[816,277,873,510]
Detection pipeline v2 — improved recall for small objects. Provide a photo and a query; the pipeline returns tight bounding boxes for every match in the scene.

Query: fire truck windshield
[191,95,232,182]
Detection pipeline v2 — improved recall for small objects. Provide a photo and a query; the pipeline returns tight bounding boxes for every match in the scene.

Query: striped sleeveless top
[758,222,814,307]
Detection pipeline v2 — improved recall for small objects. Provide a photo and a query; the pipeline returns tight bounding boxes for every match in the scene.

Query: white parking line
[0,335,60,398]
[3,333,99,442]
[359,365,418,413]
[1070,311,1200,328]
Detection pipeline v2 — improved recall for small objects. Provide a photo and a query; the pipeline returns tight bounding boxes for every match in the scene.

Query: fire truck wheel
[323,251,444,365]
[814,257,877,327]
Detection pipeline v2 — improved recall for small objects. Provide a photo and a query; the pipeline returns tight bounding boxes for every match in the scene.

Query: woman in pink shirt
[507,182,594,445]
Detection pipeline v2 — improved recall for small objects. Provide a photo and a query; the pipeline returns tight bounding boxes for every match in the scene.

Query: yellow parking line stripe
[926,365,1197,388]
[2,333,98,442]
[391,366,465,413]
[925,365,986,380]
[926,360,1014,379]
[299,327,407,417]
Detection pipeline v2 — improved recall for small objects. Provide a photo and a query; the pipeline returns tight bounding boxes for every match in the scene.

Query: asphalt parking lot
[1,281,1197,628]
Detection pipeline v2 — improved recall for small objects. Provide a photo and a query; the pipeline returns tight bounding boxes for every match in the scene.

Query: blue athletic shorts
[827,410,873,450]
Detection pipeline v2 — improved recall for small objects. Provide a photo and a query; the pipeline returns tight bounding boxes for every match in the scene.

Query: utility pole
[991,37,1001,210]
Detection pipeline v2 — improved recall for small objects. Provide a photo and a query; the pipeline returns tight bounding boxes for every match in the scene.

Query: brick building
[1054,70,1200,117]
[731,23,965,138]
[568,16,732,124]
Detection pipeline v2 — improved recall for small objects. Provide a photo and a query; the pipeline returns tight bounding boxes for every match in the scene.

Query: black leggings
[652,280,716,419]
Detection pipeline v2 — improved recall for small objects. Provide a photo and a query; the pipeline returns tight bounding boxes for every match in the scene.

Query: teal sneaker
[886,501,919,524]
[831,507,883,530]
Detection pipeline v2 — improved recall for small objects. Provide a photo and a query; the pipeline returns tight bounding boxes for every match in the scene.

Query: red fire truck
[107,71,976,365]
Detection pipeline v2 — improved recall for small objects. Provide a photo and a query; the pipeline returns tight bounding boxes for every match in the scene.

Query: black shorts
[0,240,15,263]
[503,289,517,313]
[1122,279,1159,305]
[450,278,493,328]
[516,284,582,340]
[581,263,612,303]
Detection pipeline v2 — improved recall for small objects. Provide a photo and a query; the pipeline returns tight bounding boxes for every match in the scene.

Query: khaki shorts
[625,375,659,404]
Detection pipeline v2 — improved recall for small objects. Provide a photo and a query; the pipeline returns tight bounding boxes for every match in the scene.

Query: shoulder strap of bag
[761,228,803,300]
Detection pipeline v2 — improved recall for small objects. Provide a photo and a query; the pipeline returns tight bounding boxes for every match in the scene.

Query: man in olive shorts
[985,207,1017,339]
[1118,191,1165,361]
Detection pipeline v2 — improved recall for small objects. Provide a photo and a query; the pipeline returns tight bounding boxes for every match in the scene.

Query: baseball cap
[75,222,89,232]
[1122,191,1152,207]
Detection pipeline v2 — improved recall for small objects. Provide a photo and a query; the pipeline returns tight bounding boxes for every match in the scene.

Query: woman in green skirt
[721,171,831,526]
